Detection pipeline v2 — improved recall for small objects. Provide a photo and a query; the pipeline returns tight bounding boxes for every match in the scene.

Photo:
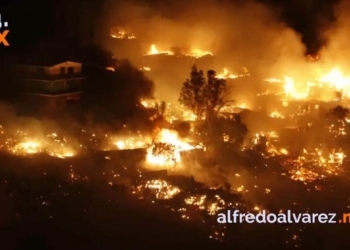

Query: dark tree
[197,115,248,163]
[328,105,349,121]
[179,66,232,121]
[82,54,155,128]
[150,101,171,129]
[205,70,231,121]
[179,66,246,163]
[174,122,191,138]
[178,65,206,119]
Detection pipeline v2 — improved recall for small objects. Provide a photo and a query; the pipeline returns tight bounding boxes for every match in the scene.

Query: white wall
[48,61,82,75]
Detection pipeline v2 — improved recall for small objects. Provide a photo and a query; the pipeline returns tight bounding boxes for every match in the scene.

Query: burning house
[16,60,84,114]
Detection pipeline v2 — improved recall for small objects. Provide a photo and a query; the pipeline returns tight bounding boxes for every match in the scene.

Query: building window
[68,67,74,74]
[60,67,66,74]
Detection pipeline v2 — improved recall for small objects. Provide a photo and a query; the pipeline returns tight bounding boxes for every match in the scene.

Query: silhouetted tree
[179,66,246,163]
[155,101,166,118]
[328,105,349,121]
[197,115,248,163]
[205,70,231,121]
[179,65,206,119]
[82,56,155,128]
[151,101,171,129]
[174,122,191,138]
[179,66,232,121]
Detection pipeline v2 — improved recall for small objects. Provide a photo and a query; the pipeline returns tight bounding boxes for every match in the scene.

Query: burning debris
[216,68,250,79]
[146,129,200,167]
[110,27,136,39]
[137,179,180,199]
[146,44,174,56]
[130,175,245,241]
[145,44,213,59]
[284,148,346,182]
[0,128,76,159]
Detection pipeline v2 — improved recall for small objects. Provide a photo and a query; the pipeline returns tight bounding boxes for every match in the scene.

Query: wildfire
[283,76,311,100]
[114,136,148,150]
[146,129,198,167]
[145,45,213,58]
[184,195,226,215]
[216,68,249,79]
[140,99,198,122]
[187,49,213,58]
[146,44,174,55]
[106,67,115,72]
[264,78,282,83]
[6,133,76,159]
[265,68,350,101]
[319,68,350,98]
[137,179,181,199]
[285,148,346,182]
[269,111,285,119]
[110,28,136,39]
[12,141,41,154]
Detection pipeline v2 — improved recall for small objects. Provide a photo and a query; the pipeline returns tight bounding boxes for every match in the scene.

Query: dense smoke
[103,0,311,77]
[319,0,350,71]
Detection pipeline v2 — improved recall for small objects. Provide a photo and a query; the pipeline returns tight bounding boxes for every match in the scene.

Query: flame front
[147,44,174,55]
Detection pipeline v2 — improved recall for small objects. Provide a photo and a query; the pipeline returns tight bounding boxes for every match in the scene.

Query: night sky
[0,0,342,54]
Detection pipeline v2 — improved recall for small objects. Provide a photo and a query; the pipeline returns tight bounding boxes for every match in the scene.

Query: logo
[0,30,9,46]
[0,14,9,46]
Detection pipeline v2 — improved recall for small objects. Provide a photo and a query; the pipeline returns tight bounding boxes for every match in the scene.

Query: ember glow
[285,148,346,182]
[137,179,180,199]
[0,129,76,159]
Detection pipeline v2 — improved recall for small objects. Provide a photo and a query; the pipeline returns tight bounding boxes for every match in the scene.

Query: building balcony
[23,87,83,96]
[23,77,83,95]
[24,73,84,81]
